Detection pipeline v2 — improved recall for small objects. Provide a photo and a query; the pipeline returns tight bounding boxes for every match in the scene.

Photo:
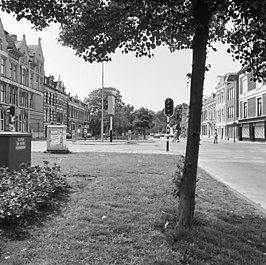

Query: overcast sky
[0,11,241,112]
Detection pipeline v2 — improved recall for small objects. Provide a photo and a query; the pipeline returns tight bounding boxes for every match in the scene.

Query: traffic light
[164,98,174,117]
[7,105,15,116]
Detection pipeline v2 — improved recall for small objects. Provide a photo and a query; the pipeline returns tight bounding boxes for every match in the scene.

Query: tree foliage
[85,87,124,135]
[2,0,266,228]
[132,107,155,138]
[0,0,77,29]
[57,0,266,79]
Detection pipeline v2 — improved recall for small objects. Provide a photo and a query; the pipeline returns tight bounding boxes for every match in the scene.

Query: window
[9,86,18,105]
[20,90,28,108]
[257,98,262,116]
[0,83,6,102]
[228,87,234,100]
[45,91,48,103]
[243,102,247,118]
[0,110,4,131]
[36,76,39,89]
[30,72,34,88]
[221,91,224,102]
[29,93,33,108]
[0,57,6,76]
[227,106,234,119]
[242,76,248,94]
[0,39,2,50]
[10,63,18,81]
[45,108,48,122]
[21,68,27,85]
[217,93,220,103]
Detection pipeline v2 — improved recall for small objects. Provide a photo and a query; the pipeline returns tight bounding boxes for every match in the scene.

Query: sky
[0,11,242,112]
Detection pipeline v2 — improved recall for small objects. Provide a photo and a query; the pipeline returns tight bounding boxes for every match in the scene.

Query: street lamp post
[233,121,237,143]
[101,62,104,142]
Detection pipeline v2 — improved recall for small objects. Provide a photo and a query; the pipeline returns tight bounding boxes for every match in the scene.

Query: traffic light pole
[110,115,113,142]
[164,98,174,152]
[166,116,170,152]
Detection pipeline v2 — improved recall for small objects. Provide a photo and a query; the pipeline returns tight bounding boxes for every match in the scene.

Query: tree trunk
[177,1,211,228]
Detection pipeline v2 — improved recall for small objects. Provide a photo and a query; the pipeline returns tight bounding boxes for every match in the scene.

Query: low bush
[0,161,69,223]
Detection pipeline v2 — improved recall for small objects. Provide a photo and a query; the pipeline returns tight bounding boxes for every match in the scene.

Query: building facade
[43,75,68,137]
[0,18,44,137]
[238,70,266,141]
[201,69,266,142]
[224,73,239,141]
[201,93,216,138]
[67,95,90,139]
[214,73,238,140]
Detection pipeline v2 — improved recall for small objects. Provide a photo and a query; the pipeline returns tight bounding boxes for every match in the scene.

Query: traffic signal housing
[164,98,174,117]
[7,105,15,116]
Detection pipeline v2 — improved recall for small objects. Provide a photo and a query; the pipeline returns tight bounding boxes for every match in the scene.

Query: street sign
[108,95,115,115]
[164,98,174,117]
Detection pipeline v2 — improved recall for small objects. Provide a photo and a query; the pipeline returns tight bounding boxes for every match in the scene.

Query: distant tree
[4,0,266,228]
[116,104,135,134]
[132,107,155,139]
[172,103,189,127]
[85,87,124,135]
[153,110,167,134]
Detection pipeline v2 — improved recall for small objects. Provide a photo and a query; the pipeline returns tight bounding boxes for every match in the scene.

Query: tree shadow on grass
[0,189,71,242]
[155,207,266,265]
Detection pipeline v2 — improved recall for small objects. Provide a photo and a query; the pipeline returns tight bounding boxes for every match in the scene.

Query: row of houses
[201,69,266,142]
[0,18,89,139]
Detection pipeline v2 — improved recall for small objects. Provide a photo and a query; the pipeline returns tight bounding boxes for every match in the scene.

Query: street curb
[68,140,156,145]
[199,166,266,217]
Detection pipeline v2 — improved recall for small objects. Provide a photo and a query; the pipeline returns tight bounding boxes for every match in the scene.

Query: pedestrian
[176,130,180,142]
[214,129,218,144]
[173,124,181,143]
[172,130,178,142]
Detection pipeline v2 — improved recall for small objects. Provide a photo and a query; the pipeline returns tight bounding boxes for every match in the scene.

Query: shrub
[172,155,185,198]
[0,161,69,223]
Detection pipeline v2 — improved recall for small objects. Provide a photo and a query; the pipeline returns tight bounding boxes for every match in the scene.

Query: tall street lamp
[101,62,104,142]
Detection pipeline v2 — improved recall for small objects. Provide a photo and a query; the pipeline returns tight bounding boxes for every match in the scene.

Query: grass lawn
[0,152,266,265]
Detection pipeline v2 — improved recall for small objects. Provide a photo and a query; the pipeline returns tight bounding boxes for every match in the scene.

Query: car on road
[66,132,72,139]
[154,133,160,138]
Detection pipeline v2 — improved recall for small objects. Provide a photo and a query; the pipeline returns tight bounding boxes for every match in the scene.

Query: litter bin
[0,132,31,172]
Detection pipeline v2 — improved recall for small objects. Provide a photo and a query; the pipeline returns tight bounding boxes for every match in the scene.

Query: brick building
[43,75,68,137]
[67,95,90,139]
[0,18,44,137]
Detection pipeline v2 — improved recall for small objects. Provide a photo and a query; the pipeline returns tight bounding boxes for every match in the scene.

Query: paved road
[32,138,266,211]
[198,139,266,211]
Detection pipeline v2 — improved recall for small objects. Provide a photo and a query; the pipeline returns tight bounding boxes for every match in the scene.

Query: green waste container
[0,132,31,172]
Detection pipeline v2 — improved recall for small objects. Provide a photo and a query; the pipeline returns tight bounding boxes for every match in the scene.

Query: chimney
[11,34,17,41]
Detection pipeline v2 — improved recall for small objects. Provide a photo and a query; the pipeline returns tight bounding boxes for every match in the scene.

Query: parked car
[154,133,160,139]
[66,132,72,139]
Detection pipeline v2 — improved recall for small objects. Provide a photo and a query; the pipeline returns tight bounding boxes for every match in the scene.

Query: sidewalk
[200,136,266,145]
